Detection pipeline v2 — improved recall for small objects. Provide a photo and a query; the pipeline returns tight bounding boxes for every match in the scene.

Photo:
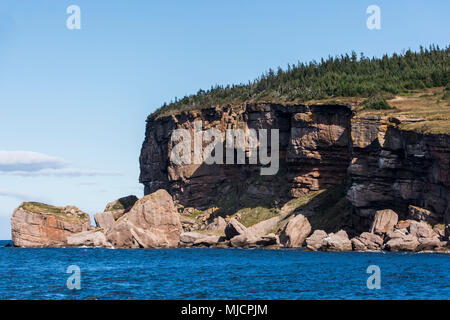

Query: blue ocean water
[0,240,448,300]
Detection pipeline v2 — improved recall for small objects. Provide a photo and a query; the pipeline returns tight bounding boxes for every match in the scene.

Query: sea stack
[11,202,91,247]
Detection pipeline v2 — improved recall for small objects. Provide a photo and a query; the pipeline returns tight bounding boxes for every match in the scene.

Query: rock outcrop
[179,232,223,247]
[11,202,91,247]
[10,191,186,249]
[305,230,328,251]
[106,189,182,248]
[206,216,227,232]
[223,218,281,248]
[351,232,384,251]
[279,214,311,248]
[370,209,398,236]
[384,231,420,251]
[67,230,111,248]
[224,218,248,240]
[94,212,115,232]
[320,230,352,252]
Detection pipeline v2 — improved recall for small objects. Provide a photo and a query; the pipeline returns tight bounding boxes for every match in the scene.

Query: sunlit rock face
[140,103,449,236]
[11,203,91,248]
[139,103,353,208]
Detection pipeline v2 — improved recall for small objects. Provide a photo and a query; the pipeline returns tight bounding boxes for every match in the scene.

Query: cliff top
[359,87,450,134]
[149,45,449,121]
[148,86,450,134]
[19,202,90,223]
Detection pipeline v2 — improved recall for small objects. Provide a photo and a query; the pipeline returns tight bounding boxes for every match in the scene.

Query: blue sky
[0,0,449,239]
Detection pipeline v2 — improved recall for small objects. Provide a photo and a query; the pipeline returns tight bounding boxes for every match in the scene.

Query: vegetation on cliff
[20,202,89,223]
[151,45,449,118]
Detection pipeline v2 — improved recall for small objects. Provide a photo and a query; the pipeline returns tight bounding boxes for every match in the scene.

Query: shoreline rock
[106,190,182,248]
[11,203,91,248]
[279,214,311,248]
[9,197,450,253]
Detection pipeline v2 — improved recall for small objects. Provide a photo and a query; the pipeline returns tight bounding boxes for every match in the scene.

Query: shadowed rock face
[94,195,139,231]
[140,103,450,237]
[11,203,91,248]
[348,116,450,234]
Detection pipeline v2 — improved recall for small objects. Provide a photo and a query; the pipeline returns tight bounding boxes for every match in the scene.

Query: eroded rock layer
[140,103,352,207]
[140,103,450,238]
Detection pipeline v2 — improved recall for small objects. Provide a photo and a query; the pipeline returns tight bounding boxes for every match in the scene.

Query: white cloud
[0,151,121,177]
[0,151,66,172]
[2,168,122,177]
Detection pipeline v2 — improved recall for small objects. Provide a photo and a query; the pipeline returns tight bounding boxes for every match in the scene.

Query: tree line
[151,45,449,118]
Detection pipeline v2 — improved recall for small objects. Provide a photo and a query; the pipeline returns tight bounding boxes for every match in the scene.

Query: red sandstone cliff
[139,103,450,239]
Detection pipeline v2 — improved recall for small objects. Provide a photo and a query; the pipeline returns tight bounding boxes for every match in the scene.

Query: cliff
[140,93,450,240]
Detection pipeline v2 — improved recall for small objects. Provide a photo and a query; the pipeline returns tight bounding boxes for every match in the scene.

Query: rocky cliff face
[348,115,450,234]
[140,103,450,238]
[140,104,352,206]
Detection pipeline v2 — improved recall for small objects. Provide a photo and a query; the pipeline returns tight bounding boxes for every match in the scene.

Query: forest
[151,45,449,118]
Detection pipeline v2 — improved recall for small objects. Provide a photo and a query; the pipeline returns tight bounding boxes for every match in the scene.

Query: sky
[0,0,449,239]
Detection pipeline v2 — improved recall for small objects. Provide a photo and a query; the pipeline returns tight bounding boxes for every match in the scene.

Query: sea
[0,240,448,300]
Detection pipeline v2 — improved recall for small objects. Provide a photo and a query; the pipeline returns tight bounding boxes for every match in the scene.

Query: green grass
[235,206,278,228]
[20,202,90,223]
[109,203,125,211]
[185,209,207,221]
[196,229,226,236]
[266,184,353,235]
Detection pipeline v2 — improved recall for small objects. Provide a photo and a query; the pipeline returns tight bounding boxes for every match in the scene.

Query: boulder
[305,230,328,251]
[106,190,182,248]
[417,238,443,251]
[433,226,445,240]
[230,234,251,248]
[206,216,227,231]
[179,232,222,247]
[370,209,398,235]
[248,216,280,238]
[321,230,352,251]
[213,241,230,248]
[193,235,222,247]
[179,232,206,246]
[408,221,434,239]
[11,202,91,248]
[67,230,111,247]
[94,211,115,231]
[384,229,420,251]
[229,232,279,248]
[279,214,311,248]
[351,232,384,251]
[225,219,248,240]
[254,233,279,247]
[384,234,419,251]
